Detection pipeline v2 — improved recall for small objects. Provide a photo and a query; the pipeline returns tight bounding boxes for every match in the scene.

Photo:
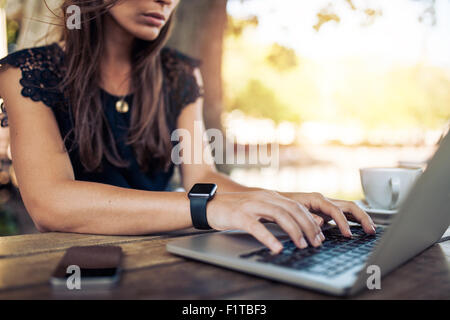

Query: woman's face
[109,0,179,41]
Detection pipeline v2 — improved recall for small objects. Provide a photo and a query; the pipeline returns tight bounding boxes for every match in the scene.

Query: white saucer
[354,200,398,225]
[354,200,398,215]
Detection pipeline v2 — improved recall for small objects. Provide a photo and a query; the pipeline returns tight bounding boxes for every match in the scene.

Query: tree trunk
[168,0,227,134]
[168,0,229,172]
[0,1,6,58]
[16,0,61,49]
[0,2,8,159]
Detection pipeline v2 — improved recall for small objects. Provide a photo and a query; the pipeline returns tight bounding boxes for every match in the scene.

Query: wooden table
[0,227,449,300]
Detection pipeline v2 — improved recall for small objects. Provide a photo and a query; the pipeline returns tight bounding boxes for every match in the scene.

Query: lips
[141,12,166,27]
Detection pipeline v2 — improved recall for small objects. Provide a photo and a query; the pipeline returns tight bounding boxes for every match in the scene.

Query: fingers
[245,220,283,254]
[312,214,324,227]
[312,211,333,223]
[260,192,323,247]
[308,193,353,237]
[260,203,312,249]
[284,202,324,245]
[333,200,376,234]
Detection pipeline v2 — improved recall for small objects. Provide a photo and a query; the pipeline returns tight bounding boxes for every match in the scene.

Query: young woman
[0,0,375,254]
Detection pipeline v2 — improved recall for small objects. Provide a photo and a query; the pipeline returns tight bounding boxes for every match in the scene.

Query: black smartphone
[50,245,123,290]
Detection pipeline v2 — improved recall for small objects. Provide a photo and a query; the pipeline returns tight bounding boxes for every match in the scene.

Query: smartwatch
[188,183,217,230]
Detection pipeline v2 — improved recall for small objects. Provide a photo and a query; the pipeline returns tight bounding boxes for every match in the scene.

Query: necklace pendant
[115,99,129,113]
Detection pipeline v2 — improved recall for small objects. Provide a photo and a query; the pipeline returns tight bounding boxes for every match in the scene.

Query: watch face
[188,184,217,198]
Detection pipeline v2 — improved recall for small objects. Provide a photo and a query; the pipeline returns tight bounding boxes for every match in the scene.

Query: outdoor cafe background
[0,0,449,235]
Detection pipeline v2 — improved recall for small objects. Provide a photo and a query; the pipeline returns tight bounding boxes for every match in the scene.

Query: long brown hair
[60,0,174,173]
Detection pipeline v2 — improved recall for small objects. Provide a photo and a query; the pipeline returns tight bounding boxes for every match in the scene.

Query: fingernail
[315,235,322,246]
[347,229,353,237]
[273,243,283,254]
[371,225,376,233]
[299,238,308,249]
[319,232,325,241]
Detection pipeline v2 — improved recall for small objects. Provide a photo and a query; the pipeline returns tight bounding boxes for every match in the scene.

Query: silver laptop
[167,133,450,296]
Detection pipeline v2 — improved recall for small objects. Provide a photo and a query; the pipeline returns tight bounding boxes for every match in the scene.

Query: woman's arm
[177,69,257,193]
[0,67,322,253]
[0,67,192,235]
[178,69,376,239]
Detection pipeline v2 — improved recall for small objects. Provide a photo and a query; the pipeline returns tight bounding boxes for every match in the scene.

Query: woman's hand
[281,192,377,237]
[207,190,325,254]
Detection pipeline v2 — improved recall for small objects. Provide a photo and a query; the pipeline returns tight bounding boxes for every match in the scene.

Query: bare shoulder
[193,68,204,87]
[0,67,60,157]
[177,70,204,127]
[0,66,53,121]
[0,66,22,97]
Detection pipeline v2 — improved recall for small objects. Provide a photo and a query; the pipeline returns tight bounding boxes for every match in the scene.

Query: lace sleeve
[0,99,7,128]
[161,47,204,113]
[0,44,65,128]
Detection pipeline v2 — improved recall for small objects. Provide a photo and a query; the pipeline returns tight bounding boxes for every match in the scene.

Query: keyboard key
[240,226,385,278]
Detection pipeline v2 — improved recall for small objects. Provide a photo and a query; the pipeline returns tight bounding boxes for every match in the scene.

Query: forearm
[29,180,191,235]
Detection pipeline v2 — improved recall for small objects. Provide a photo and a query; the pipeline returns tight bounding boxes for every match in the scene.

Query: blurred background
[0,0,449,235]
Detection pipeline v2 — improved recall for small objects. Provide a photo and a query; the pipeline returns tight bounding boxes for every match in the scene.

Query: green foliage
[346,0,357,11]
[224,4,449,130]
[334,64,450,129]
[313,0,385,31]
[226,14,258,37]
[7,19,20,45]
[313,10,341,32]
[224,30,450,129]
[0,206,18,236]
[228,79,301,124]
[266,44,298,73]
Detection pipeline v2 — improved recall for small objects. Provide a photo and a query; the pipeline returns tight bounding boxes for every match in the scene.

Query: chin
[132,26,163,42]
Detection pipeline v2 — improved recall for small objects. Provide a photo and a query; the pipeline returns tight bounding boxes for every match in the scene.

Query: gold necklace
[104,74,131,113]
[115,96,129,113]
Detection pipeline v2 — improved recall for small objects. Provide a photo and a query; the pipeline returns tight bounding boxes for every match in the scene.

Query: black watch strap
[190,197,212,230]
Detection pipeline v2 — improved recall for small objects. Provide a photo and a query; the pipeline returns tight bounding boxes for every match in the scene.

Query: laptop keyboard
[240,226,385,278]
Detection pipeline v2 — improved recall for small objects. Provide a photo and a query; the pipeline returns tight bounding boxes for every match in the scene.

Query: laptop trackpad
[182,223,291,256]
[170,222,338,257]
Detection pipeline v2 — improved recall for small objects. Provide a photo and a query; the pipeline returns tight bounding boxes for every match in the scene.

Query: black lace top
[0,43,203,191]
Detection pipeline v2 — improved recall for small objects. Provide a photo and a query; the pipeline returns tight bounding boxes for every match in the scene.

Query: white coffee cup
[359,167,422,210]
